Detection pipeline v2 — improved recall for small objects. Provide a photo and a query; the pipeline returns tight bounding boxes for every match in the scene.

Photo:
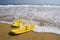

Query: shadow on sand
[8,32,25,36]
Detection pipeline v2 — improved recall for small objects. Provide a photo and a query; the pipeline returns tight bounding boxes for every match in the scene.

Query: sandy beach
[0,23,60,40]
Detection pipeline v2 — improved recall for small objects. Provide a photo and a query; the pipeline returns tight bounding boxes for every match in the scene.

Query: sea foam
[0,5,60,35]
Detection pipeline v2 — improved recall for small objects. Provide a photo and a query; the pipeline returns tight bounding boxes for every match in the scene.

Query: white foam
[0,5,60,8]
[0,5,60,35]
[33,25,60,35]
[0,21,13,24]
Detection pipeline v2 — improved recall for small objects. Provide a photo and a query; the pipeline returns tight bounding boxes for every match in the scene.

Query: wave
[0,5,60,35]
[0,5,60,7]
[34,25,60,35]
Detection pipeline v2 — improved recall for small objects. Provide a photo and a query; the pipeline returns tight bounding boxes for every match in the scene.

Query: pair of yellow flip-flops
[11,19,35,34]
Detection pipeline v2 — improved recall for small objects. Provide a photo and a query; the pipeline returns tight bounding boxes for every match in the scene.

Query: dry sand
[0,23,60,40]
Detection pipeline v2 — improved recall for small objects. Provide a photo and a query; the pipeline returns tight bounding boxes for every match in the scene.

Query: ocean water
[0,5,60,35]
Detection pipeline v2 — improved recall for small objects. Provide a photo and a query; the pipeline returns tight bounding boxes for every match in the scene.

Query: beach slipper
[11,19,25,28]
[10,24,35,34]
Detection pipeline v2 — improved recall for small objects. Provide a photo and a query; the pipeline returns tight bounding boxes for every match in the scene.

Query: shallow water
[0,5,60,34]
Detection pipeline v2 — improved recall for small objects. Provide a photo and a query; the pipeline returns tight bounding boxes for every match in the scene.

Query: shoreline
[0,23,60,40]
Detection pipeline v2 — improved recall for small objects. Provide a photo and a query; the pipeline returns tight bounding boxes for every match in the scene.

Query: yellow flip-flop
[10,24,35,34]
[11,19,25,28]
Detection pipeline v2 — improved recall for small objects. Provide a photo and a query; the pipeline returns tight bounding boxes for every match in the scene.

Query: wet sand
[0,23,60,40]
